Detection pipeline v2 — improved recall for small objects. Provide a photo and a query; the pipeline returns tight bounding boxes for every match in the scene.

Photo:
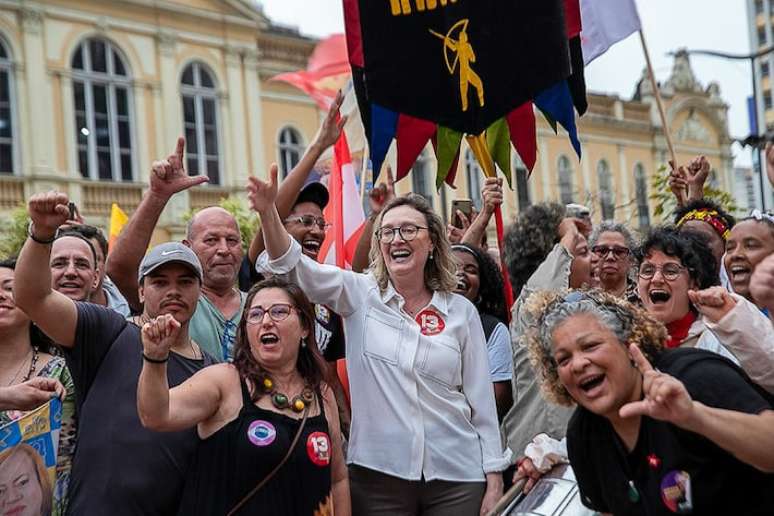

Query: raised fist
[28,191,70,239]
[141,314,182,361]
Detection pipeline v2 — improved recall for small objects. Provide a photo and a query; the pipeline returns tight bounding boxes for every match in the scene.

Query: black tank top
[177,378,333,515]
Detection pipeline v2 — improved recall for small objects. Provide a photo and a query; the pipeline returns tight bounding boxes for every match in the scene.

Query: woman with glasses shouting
[248,166,509,516]
[636,226,774,393]
[137,276,350,516]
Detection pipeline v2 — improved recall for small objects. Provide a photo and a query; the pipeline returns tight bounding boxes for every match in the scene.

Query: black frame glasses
[246,303,297,324]
[591,245,630,260]
[376,224,428,243]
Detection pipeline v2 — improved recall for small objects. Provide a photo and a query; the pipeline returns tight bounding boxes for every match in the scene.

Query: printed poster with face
[0,398,62,516]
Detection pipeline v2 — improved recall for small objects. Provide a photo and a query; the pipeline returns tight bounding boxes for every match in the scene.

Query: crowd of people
[1,95,774,516]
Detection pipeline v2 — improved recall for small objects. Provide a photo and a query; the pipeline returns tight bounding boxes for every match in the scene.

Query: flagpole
[360,145,369,202]
[638,29,684,204]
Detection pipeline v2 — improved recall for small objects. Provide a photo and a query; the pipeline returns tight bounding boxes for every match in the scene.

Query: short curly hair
[451,243,508,323]
[521,288,666,406]
[636,226,719,290]
[503,203,566,296]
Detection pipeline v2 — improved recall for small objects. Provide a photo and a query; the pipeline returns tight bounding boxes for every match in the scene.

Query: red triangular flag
[506,103,537,173]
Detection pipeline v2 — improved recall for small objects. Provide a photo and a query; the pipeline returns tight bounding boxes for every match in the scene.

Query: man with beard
[15,191,216,516]
[106,138,244,361]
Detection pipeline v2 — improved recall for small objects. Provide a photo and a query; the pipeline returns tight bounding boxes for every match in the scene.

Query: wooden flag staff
[638,30,684,204]
[465,133,515,312]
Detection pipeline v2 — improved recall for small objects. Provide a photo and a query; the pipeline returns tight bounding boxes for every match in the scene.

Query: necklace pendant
[272,393,289,408]
[628,480,640,503]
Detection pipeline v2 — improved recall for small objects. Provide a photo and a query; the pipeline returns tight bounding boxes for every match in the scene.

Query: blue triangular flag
[370,103,399,183]
[535,81,582,159]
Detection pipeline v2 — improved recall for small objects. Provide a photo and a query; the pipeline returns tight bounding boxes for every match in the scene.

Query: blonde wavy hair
[521,288,667,406]
[368,194,457,293]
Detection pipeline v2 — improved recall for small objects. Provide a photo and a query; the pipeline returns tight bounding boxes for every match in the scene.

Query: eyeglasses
[246,303,296,324]
[376,224,428,243]
[283,215,331,231]
[591,245,630,260]
[638,263,686,281]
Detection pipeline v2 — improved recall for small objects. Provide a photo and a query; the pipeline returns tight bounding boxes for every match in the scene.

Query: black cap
[295,182,329,210]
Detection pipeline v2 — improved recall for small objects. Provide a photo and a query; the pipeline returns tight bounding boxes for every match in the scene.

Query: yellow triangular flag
[108,203,129,251]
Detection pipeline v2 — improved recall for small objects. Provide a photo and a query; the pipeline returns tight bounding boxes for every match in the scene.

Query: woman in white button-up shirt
[249,168,510,515]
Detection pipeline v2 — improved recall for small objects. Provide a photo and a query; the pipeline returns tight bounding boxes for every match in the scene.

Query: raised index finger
[629,343,654,374]
[175,137,185,162]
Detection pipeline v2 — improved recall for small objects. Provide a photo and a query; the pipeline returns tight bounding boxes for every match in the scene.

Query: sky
[256,0,755,166]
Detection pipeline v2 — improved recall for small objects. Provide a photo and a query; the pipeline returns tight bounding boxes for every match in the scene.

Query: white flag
[581,0,642,65]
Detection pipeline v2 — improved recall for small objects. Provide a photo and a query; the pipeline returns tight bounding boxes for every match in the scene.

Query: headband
[676,208,730,240]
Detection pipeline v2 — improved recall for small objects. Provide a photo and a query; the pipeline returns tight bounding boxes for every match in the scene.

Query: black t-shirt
[64,303,217,516]
[568,348,774,516]
[314,304,345,362]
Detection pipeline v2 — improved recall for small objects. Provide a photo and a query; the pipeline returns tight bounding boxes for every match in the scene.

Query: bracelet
[27,222,56,245]
[142,353,169,364]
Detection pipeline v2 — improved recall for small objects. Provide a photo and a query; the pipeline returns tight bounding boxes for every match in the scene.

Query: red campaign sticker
[306,431,331,467]
[416,309,446,336]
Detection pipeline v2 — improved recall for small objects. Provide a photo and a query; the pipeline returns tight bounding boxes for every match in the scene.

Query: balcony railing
[0,176,25,210]
[81,182,143,216]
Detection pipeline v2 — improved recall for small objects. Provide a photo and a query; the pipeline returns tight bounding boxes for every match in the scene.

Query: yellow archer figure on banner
[429,19,484,112]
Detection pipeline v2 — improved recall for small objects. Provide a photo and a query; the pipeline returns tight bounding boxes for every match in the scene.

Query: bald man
[107,138,245,360]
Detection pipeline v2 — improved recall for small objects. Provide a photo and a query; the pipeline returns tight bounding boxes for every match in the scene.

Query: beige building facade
[0,1,734,240]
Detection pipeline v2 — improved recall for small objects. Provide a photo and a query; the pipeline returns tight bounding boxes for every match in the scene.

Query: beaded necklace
[258,375,314,413]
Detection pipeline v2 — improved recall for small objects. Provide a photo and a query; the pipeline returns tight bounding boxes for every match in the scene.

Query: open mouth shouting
[301,238,322,258]
[577,373,606,398]
[259,332,280,349]
[728,263,751,285]
[648,289,671,304]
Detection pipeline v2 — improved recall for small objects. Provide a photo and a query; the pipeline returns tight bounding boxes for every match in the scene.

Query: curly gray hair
[521,289,666,406]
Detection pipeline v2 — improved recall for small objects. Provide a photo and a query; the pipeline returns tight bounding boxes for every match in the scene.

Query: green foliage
[0,204,30,260]
[183,196,260,252]
[649,164,738,223]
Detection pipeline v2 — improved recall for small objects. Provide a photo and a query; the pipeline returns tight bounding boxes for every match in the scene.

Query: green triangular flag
[435,125,463,188]
[486,118,513,189]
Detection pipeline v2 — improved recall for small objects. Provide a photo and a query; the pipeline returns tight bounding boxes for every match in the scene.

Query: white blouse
[257,239,511,481]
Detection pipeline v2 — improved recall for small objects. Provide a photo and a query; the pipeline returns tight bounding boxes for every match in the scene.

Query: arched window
[71,38,133,181]
[181,62,220,185]
[514,154,531,211]
[465,149,483,208]
[278,126,304,178]
[0,38,15,174]
[557,155,574,204]
[411,149,434,207]
[634,163,650,229]
[597,160,615,220]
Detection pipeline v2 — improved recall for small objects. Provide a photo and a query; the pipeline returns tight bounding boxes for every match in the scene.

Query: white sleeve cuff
[255,239,303,276]
[483,447,514,473]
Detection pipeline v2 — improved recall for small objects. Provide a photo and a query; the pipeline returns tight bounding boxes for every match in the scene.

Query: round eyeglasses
[591,245,630,260]
[376,224,428,243]
[638,263,686,281]
[246,303,296,324]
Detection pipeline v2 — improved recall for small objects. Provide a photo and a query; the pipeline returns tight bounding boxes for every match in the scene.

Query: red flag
[319,121,366,269]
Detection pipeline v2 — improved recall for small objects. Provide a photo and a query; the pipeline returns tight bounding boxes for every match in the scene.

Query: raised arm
[106,137,208,311]
[620,344,774,473]
[14,192,79,347]
[248,94,346,265]
[137,314,222,432]
[461,177,502,248]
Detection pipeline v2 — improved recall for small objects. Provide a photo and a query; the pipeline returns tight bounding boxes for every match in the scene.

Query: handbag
[226,406,310,516]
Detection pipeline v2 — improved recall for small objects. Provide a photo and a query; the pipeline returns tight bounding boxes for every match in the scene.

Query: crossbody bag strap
[226,406,310,516]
